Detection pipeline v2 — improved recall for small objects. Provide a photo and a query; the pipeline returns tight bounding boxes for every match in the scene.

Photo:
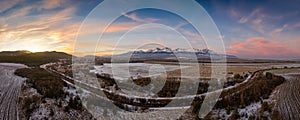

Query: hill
[0,51,73,66]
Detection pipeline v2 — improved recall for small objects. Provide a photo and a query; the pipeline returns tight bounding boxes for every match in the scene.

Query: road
[273,69,300,120]
[0,63,27,120]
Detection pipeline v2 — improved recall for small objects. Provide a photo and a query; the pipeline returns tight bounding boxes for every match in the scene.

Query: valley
[1,51,300,119]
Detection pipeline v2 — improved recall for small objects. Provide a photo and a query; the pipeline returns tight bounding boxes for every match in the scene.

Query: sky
[0,0,299,59]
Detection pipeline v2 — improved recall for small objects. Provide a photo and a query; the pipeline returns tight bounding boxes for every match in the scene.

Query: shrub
[215,71,285,109]
[15,68,66,99]
[232,108,240,119]
[50,109,54,116]
[68,96,83,110]
[244,74,249,78]
[64,106,70,112]
[261,102,269,113]
[234,74,242,79]
[248,116,255,120]
[265,72,273,79]
[23,95,40,119]
[226,106,231,115]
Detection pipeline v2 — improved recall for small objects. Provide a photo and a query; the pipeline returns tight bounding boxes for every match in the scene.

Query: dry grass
[148,63,262,78]
[146,62,300,78]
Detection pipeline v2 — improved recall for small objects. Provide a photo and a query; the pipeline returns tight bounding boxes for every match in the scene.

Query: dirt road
[0,63,27,120]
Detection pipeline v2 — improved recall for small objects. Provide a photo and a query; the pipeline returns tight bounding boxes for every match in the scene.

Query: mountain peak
[115,47,237,60]
[134,47,216,54]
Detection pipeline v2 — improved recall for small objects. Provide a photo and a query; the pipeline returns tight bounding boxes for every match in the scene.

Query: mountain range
[111,47,238,60]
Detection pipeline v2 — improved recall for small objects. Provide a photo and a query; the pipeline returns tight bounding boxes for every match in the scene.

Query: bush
[261,102,269,113]
[234,74,242,79]
[22,95,40,119]
[68,96,83,110]
[226,106,231,115]
[192,100,201,116]
[244,74,249,78]
[233,108,240,118]
[215,71,285,109]
[265,72,273,79]
[15,68,66,99]
[50,109,54,116]
[64,106,70,112]
[248,116,255,120]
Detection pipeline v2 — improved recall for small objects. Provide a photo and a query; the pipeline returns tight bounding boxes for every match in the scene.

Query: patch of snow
[0,63,28,68]
[238,102,261,118]
[63,86,78,96]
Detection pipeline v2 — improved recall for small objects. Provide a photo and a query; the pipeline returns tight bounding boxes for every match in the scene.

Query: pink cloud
[227,37,300,58]
[238,8,261,24]
[39,0,65,10]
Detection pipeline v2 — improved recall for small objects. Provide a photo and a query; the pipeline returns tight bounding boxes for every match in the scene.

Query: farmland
[0,63,27,120]
[149,62,300,78]
[268,68,300,120]
[8,58,300,119]
[69,61,300,119]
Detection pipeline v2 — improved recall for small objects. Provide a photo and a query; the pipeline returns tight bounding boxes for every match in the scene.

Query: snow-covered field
[91,63,190,81]
[210,102,261,119]
[44,62,300,119]
[0,63,27,120]
[269,68,300,120]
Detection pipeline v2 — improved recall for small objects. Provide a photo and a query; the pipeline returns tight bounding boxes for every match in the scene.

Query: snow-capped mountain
[112,47,237,60]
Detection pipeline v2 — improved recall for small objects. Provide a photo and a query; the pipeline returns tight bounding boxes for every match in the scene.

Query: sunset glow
[0,0,299,59]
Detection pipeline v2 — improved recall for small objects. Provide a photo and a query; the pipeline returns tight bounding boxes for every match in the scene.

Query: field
[14,67,94,119]
[86,61,300,119]
[91,63,189,81]
[147,62,300,78]
[13,60,300,119]
[268,68,300,120]
[0,63,27,120]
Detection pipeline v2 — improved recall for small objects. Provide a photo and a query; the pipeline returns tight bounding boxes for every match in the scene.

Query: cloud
[123,13,159,23]
[180,29,202,39]
[235,5,300,38]
[6,5,34,19]
[173,22,188,30]
[238,8,261,24]
[1,6,76,33]
[2,0,72,20]
[0,4,78,53]
[227,37,300,58]
[229,8,239,18]
[237,7,286,35]
[0,0,23,13]
[272,24,289,34]
[38,0,66,10]
[105,22,138,33]
[272,22,300,34]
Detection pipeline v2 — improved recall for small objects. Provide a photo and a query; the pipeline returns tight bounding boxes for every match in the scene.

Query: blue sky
[0,0,299,59]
